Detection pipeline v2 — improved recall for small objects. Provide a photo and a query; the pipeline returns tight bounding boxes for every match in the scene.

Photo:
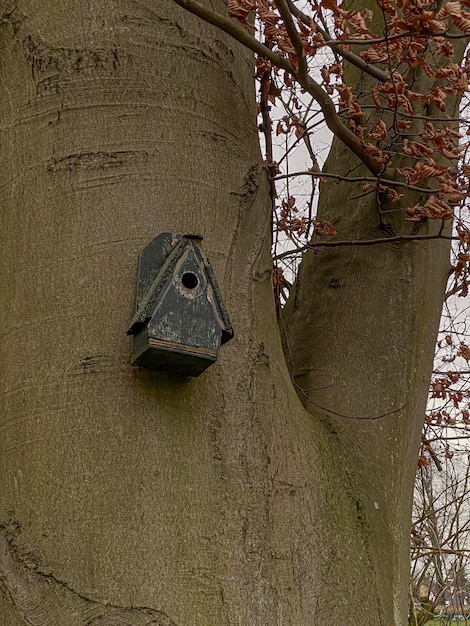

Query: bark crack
[0,536,179,626]
[46,151,150,173]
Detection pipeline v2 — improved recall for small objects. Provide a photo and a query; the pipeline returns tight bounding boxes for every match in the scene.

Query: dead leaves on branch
[425,337,470,440]
[277,195,336,236]
[225,0,470,509]
[276,114,305,137]
[225,0,470,333]
[406,196,454,220]
[399,159,449,185]
[228,0,470,232]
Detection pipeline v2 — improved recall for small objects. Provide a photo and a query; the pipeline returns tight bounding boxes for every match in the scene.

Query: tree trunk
[281,37,464,625]
[0,1,453,625]
[282,146,450,624]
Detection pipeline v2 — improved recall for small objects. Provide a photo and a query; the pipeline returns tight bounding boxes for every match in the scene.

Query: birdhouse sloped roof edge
[127,234,234,343]
[127,237,187,335]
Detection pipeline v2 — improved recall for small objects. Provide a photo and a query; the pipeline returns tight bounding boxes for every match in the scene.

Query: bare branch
[172,0,389,176]
[275,233,457,259]
[326,30,470,46]
[422,436,443,472]
[411,547,470,559]
[172,0,295,74]
[276,169,440,194]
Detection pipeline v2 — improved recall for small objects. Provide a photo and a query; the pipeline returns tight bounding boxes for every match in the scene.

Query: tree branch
[410,547,470,559]
[325,30,470,45]
[275,169,439,194]
[422,436,443,472]
[172,0,295,74]
[299,75,385,175]
[172,0,388,176]
[284,0,389,83]
[275,233,457,259]
[274,0,305,63]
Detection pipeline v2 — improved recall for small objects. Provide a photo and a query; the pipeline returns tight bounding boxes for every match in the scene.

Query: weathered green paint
[127,233,233,376]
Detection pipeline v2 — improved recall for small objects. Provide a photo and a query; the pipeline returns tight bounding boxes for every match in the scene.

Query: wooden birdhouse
[127,233,233,376]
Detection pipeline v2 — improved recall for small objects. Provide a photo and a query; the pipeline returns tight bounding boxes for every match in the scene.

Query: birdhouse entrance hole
[181,272,198,290]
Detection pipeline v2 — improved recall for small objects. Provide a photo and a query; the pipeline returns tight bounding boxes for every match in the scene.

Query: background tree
[0,1,469,626]
[409,299,470,625]
[410,458,470,625]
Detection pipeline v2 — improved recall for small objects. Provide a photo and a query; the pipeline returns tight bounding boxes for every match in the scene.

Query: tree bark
[282,54,462,625]
[0,1,456,625]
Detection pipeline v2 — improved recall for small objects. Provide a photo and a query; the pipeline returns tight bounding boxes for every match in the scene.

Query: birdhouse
[127,233,233,376]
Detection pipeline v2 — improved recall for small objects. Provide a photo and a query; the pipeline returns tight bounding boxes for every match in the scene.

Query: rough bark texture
[282,50,463,624]
[0,1,455,625]
[282,161,450,624]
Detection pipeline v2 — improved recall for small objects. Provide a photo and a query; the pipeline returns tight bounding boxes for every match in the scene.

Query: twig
[294,378,406,419]
[275,233,457,259]
[275,169,438,194]
[422,436,443,472]
[322,30,470,46]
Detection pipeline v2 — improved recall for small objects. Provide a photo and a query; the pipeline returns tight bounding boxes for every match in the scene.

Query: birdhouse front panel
[127,233,233,377]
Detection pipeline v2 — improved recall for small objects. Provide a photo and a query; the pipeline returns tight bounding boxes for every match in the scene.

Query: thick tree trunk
[282,153,450,624]
[0,1,454,625]
[282,43,464,625]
